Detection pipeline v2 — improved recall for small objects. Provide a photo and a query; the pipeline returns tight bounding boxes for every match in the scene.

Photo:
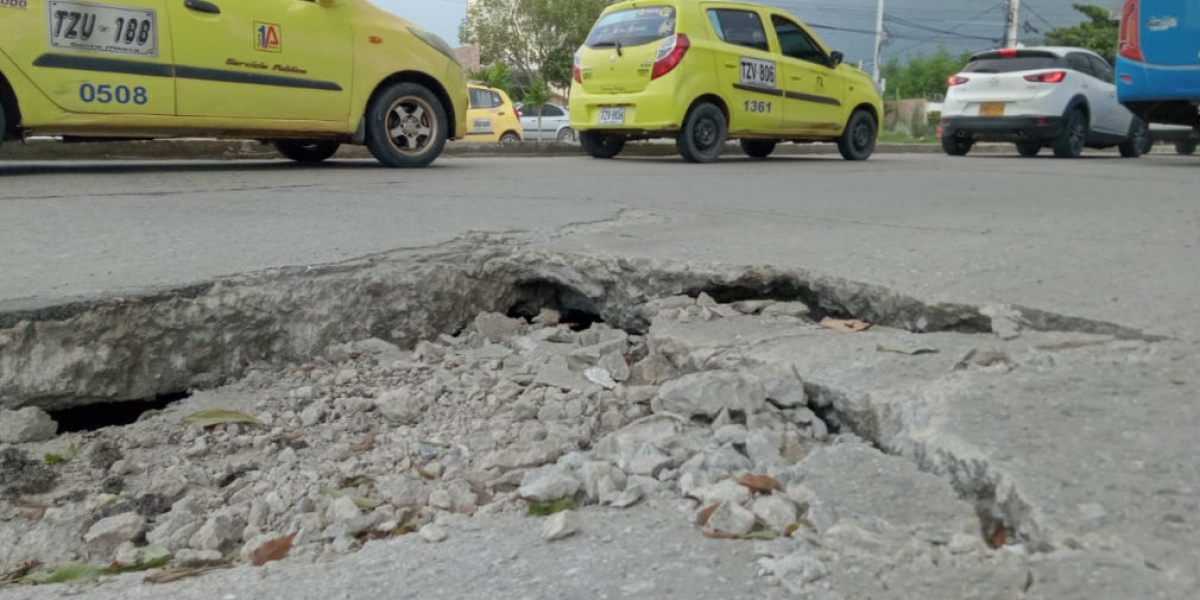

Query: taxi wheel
[0,98,6,152]
[677,103,727,163]
[273,140,340,164]
[740,140,776,159]
[365,82,448,168]
[837,109,877,161]
[500,132,521,146]
[581,131,625,159]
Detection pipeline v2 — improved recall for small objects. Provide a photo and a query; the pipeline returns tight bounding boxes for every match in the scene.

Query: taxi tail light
[1118,0,1144,62]
[1024,71,1066,83]
[573,49,583,84]
[651,34,690,80]
[948,75,969,87]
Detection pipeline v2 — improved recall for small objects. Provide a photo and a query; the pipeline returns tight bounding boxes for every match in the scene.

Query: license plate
[470,118,493,134]
[47,1,159,58]
[598,107,626,126]
[739,57,777,89]
[980,102,1005,117]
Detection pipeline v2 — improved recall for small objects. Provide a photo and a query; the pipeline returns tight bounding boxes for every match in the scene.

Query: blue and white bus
[1116,0,1200,139]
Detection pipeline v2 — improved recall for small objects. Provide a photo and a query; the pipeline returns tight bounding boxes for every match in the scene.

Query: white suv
[940,47,1148,158]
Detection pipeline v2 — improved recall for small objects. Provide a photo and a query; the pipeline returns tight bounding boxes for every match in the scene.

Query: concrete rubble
[0,245,1194,600]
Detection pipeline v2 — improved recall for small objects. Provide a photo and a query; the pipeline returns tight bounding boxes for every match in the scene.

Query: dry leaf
[876,344,939,356]
[820,317,873,333]
[784,523,800,537]
[736,474,783,495]
[988,523,1008,549]
[696,504,720,527]
[1035,340,1108,351]
[182,409,264,429]
[699,526,742,540]
[1,560,41,585]
[144,564,232,584]
[743,530,780,541]
[350,434,376,453]
[408,452,438,480]
[251,532,297,567]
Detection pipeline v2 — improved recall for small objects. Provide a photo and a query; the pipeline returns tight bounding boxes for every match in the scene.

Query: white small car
[517,103,575,143]
[940,47,1148,158]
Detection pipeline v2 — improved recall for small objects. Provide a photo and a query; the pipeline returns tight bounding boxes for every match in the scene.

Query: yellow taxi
[0,0,468,167]
[569,0,884,163]
[465,83,523,144]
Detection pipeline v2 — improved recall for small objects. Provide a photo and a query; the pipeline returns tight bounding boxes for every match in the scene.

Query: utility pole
[1005,0,1021,48]
[872,0,885,83]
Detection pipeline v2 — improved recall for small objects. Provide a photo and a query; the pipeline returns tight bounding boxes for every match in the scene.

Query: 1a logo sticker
[255,22,281,52]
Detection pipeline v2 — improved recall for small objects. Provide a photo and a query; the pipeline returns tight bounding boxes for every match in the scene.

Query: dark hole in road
[507,279,612,332]
[687,279,852,322]
[47,391,191,433]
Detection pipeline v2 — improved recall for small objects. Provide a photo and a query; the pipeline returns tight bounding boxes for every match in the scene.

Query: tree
[1045,4,1118,64]
[469,62,518,99]
[460,0,616,93]
[879,49,973,100]
[523,77,550,143]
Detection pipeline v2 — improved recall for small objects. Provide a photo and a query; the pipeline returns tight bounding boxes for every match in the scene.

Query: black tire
[1118,118,1148,158]
[677,102,727,163]
[837,109,877,161]
[0,97,6,153]
[499,132,521,146]
[740,139,777,159]
[942,133,973,156]
[580,131,625,159]
[1176,140,1198,155]
[1016,141,1040,157]
[556,128,576,143]
[364,82,448,168]
[272,140,340,164]
[1052,108,1087,159]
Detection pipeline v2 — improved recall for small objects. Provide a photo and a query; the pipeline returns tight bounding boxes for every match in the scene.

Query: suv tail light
[651,34,690,80]
[1024,71,1067,83]
[948,75,969,86]
[1118,0,1143,62]
[573,49,582,84]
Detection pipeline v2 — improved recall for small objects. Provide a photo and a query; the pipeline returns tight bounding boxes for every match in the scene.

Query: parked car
[569,0,883,163]
[1115,0,1200,133]
[941,47,1148,158]
[465,84,523,144]
[517,103,576,143]
[0,0,467,167]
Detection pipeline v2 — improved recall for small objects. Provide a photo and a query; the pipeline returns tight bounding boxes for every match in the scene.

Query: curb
[0,138,969,161]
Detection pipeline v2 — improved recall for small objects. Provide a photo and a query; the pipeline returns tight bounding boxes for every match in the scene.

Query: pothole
[47,392,191,433]
[0,245,1165,590]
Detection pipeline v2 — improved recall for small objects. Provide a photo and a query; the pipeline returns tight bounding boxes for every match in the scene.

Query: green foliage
[523,77,550,113]
[460,0,617,91]
[880,48,973,99]
[527,497,574,516]
[469,62,517,98]
[1045,4,1118,64]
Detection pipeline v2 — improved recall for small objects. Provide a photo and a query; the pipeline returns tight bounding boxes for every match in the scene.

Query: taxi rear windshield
[963,54,1061,73]
[586,6,677,49]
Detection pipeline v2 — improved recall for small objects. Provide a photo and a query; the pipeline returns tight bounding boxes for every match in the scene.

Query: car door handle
[184,0,220,14]
[724,63,736,69]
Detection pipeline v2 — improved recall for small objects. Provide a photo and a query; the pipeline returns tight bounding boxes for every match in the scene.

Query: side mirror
[829,51,844,68]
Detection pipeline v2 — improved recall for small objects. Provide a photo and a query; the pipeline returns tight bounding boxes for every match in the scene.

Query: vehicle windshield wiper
[592,41,617,48]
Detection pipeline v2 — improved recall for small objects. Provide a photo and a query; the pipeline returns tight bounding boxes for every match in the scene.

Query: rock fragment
[0,407,58,443]
[541,510,582,541]
[84,512,147,559]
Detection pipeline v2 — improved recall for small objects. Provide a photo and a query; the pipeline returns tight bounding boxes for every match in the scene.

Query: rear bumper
[568,84,682,135]
[941,116,1063,141]
[1116,58,1200,102]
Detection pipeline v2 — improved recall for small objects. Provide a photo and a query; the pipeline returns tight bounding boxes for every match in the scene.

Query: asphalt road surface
[1,153,1197,339]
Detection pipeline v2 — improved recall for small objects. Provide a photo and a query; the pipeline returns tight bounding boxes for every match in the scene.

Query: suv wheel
[1118,118,1148,158]
[272,140,340,164]
[740,139,776,159]
[1052,108,1087,159]
[837,109,877,161]
[1016,141,1040,157]
[364,82,448,168]
[941,133,973,156]
[677,102,727,163]
[580,131,625,159]
[1175,140,1197,155]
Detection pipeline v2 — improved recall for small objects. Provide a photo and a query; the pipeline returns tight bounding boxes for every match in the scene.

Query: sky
[370,0,1120,68]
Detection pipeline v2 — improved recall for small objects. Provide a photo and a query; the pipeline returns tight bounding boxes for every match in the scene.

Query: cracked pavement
[1,153,1197,599]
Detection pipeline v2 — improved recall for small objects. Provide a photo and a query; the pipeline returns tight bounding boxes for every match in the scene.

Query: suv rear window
[963,55,1061,73]
[586,6,676,49]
